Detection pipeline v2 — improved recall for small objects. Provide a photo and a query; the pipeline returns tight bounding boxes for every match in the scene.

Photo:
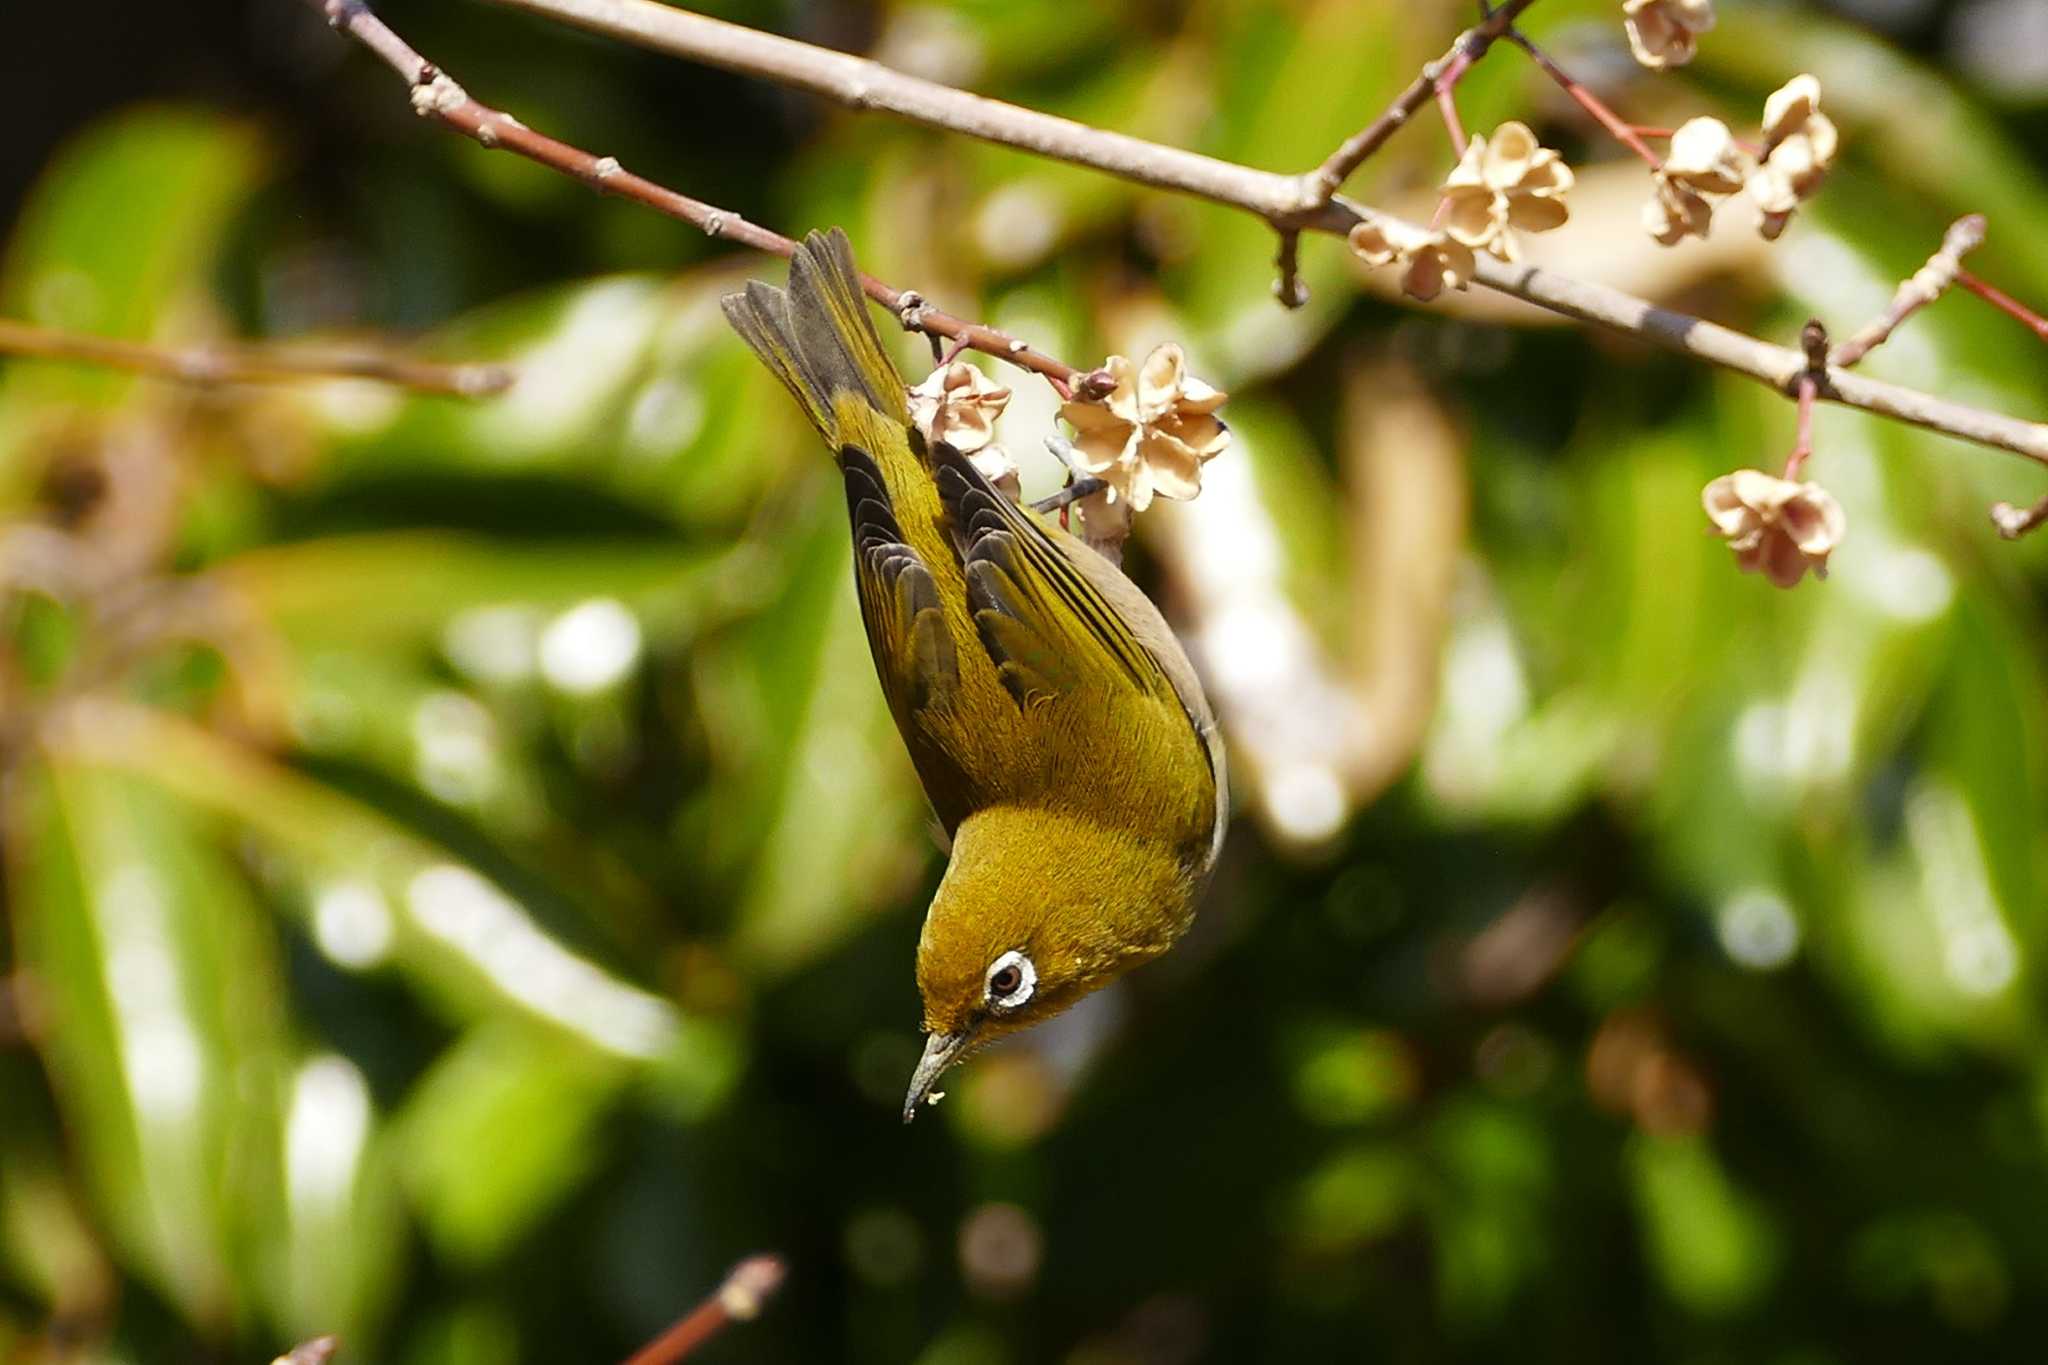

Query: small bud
[1622,0,1716,70]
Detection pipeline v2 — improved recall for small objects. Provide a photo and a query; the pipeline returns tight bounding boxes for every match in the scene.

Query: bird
[721,230,1226,1122]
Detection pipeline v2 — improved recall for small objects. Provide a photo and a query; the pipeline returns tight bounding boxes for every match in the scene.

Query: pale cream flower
[1623,0,1715,70]
[1748,74,1838,240]
[908,361,1010,455]
[1666,117,1751,194]
[1702,469,1846,587]
[1056,343,1230,514]
[1439,122,1575,262]
[1348,218,1476,302]
[1642,174,1715,246]
[1642,118,1752,246]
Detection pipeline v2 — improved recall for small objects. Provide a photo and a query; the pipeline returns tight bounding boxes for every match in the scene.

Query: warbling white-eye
[722,231,1227,1121]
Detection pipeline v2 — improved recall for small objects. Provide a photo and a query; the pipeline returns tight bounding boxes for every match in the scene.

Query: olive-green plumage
[722,231,1226,1120]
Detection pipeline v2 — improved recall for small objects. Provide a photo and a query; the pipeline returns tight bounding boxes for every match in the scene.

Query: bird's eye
[985,950,1036,1010]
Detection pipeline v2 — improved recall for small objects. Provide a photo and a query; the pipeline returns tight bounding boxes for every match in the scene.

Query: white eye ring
[985,949,1036,1010]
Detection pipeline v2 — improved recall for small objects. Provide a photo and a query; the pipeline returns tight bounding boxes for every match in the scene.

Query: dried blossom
[1702,468,1846,587]
[908,361,1010,455]
[1056,343,1230,517]
[1642,175,1715,246]
[1439,122,1575,263]
[1622,0,1715,70]
[1748,74,1838,240]
[910,361,1021,498]
[1642,118,1751,246]
[1348,218,1476,302]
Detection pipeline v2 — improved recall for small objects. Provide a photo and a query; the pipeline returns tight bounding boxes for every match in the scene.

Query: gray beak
[902,1029,973,1123]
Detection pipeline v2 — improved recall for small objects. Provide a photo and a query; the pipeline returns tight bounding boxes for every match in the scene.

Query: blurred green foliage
[3,1,2048,1362]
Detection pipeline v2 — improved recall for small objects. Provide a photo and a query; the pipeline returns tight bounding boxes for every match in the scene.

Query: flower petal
[1137,343,1187,417]
[1507,194,1569,233]
[1778,485,1846,554]
[1484,122,1540,187]
[1441,185,1506,248]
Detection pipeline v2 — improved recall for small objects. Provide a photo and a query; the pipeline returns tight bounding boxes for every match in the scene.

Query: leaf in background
[698,479,928,973]
[1628,1133,1781,1318]
[216,532,717,653]
[0,106,265,408]
[298,269,806,532]
[393,1021,631,1265]
[269,1052,407,1348]
[8,757,289,1331]
[46,702,683,1064]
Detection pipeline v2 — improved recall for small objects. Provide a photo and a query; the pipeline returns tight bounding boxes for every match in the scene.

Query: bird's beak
[902,1029,974,1123]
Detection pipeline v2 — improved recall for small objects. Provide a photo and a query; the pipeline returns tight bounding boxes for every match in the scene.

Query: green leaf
[0,107,265,421]
[12,757,289,1329]
[393,1022,630,1265]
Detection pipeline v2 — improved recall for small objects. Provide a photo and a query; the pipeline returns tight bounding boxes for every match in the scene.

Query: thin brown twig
[1784,320,1829,480]
[1304,0,1541,205]
[1830,215,1986,368]
[309,0,1078,386]
[622,1255,786,1365]
[271,1336,340,1365]
[1271,229,1306,309]
[0,319,512,397]
[1507,30,1661,168]
[1434,51,1473,158]
[1030,476,1108,515]
[1989,492,2048,540]
[1785,378,1818,480]
[367,0,2048,471]
[1956,270,2048,345]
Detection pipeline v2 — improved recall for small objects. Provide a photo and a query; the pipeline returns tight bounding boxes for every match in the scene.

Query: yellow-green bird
[722,230,1226,1121]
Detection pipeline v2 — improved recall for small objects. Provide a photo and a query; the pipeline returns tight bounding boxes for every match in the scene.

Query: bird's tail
[720,228,909,453]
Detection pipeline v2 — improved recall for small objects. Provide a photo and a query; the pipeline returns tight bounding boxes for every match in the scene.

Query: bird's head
[902,803,1203,1121]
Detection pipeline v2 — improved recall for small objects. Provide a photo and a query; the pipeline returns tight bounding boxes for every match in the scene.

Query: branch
[622,1255,786,1365]
[1956,269,2048,345]
[1306,0,1541,203]
[308,0,1078,387]
[464,0,2048,472]
[1829,215,1985,368]
[1990,493,2048,540]
[0,319,511,397]
[271,1336,340,1365]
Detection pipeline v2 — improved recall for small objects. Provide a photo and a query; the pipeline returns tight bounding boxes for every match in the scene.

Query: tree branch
[308,0,1078,386]
[0,319,511,397]
[1829,215,1984,368]
[1305,0,1541,204]
[406,0,2048,470]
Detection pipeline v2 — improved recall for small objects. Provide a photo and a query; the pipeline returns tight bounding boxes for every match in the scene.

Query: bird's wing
[841,443,959,718]
[935,448,1165,702]
[931,443,1227,865]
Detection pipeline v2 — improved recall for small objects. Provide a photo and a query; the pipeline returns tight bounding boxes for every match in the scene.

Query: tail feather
[720,228,908,451]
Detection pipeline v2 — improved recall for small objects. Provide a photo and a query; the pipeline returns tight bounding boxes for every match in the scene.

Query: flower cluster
[1439,122,1575,264]
[1350,123,1574,301]
[1057,344,1231,542]
[1640,77,1838,246]
[1348,218,1474,302]
[1701,469,1846,588]
[1623,0,1715,70]
[909,361,1022,498]
[1643,116,1748,246]
[1749,75,1838,241]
